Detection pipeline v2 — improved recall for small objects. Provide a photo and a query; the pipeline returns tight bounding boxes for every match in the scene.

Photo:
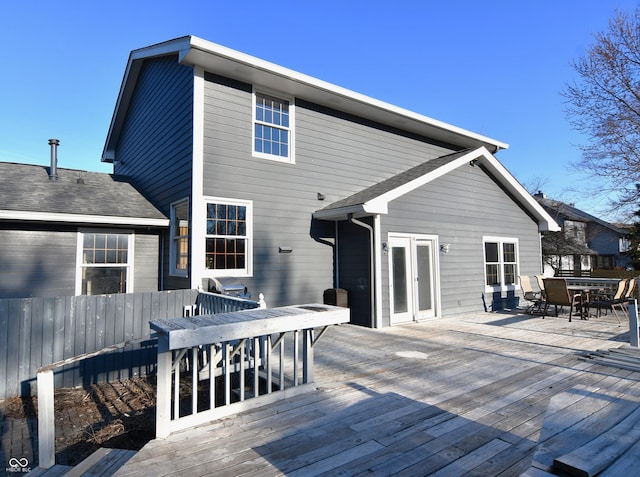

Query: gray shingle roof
[535,196,627,235]
[0,162,167,223]
[317,149,471,212]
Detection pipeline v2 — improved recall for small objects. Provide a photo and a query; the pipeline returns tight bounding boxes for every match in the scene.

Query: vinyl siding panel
[0,226,162,299]
[113,55,194,212]
[201,75,458,307]
[380,163,541,323]
[0,228,77,298]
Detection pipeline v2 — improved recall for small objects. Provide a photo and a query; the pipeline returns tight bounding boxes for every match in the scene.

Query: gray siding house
[102,36,559,327]
[0,161,168,298]
[534,192,631,273]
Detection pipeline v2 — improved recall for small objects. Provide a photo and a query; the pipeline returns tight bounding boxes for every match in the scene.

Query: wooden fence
[0,289,198,400]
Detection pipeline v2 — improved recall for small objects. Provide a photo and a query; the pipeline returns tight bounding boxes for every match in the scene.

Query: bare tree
[563,8,640,215]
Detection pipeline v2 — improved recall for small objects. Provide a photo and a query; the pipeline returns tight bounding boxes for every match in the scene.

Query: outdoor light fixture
[440,243,450,254]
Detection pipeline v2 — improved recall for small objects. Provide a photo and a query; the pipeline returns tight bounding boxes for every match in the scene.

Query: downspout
[348,213,375,328]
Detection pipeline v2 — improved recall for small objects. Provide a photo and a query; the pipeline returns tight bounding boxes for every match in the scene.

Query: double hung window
[484,237,519,289]
[205,199,252,275]
[253,91,293,163]
[78,231,132,295]
[170,199,190,277]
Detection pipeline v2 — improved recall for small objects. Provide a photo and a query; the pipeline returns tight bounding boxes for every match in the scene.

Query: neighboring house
[0,158,168,298]
[534,191,631,275]
[100,35,558,327]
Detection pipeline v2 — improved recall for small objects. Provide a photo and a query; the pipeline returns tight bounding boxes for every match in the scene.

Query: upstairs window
[253,91,294,163]
[484,237,519,289]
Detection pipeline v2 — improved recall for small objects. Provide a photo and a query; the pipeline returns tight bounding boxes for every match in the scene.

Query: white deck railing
[151,304,350,438]
[192,290,266,315]
[35,291,264,469]
[564,277,622,291]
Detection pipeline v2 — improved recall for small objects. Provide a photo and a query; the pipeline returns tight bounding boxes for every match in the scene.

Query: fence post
[629,299,639,348]
[37,369,55,469]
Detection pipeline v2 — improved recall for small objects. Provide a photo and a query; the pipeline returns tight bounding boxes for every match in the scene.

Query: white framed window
[170,199,190,277]
[483,236,519,291]
[76,230,134,295]
[253,89,294,163]
[204,198,252,276]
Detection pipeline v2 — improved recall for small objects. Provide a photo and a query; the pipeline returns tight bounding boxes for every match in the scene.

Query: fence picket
[0,289,198,400]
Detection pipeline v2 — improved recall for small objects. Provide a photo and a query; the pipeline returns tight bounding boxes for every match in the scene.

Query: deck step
[64,448,136,477]
[553,404,640,477]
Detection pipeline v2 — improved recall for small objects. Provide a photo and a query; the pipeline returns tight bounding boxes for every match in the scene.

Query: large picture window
[205,199,252,275]
[170,199,189,277]
[78,231,132,295]
[253,91,294,163]
[484,237,519,289]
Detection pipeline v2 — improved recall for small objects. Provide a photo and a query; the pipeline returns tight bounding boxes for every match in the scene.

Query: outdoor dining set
[520,275,637,323]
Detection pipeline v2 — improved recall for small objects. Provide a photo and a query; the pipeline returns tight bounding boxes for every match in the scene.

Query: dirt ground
[1,376,157,466]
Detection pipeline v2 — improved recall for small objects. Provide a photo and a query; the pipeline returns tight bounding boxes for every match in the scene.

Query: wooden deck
[113,310,638,476]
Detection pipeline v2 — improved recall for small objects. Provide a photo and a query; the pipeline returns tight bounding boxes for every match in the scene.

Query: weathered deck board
[553,403,640,476]
[114,311,636,477]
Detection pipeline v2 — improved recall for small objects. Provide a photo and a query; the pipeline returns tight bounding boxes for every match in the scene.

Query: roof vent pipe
[48,138,60,181]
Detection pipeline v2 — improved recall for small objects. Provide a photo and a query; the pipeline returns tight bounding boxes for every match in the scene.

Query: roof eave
[0,210,169,227]
[314,147,560,233]
[103,36,508,162]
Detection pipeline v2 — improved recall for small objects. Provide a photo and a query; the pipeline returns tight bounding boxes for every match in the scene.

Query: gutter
[348,213,376,328]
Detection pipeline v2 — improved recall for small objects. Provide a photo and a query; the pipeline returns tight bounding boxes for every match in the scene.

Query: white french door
[389,235,438,324]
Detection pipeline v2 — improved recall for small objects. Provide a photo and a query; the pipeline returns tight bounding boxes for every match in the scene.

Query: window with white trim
[78,231,132,295]
[205,199,252,275]
[483,237,519,289]
[253,91,293,163]
[170,199,189,277]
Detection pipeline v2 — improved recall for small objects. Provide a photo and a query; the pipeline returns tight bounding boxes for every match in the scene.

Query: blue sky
[1,0,637,220]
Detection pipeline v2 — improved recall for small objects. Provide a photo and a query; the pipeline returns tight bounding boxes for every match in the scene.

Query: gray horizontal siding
[202,76,458,307]
[0,229,77,298]
[0,227,162,299]
[381,163,541,322]
[114,55,193,212]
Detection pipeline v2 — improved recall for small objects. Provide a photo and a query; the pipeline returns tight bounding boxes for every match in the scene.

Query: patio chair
[541,278,584,322]
[612,278,636,320]
[590,278,628,324]
[519,275,543,314]
[535,275,546,299]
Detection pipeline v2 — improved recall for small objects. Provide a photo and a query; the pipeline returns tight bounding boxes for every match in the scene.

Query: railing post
[629,299,639,347]
[303,328,314,384]
[37,369,55,469]
[156,334,172,438]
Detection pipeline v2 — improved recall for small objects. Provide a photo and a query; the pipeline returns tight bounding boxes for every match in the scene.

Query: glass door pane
[417,243,432,312]
[392,246,408,313]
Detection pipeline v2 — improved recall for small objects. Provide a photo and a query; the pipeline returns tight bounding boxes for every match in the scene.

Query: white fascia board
[0,210,169,227]
[477,154,561,232]
[102,37,193,162]
[103,35,508,162]
[365,146,560,233]
[313,205,368,221]
[181,37,509,152]
[366,148,491,212]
